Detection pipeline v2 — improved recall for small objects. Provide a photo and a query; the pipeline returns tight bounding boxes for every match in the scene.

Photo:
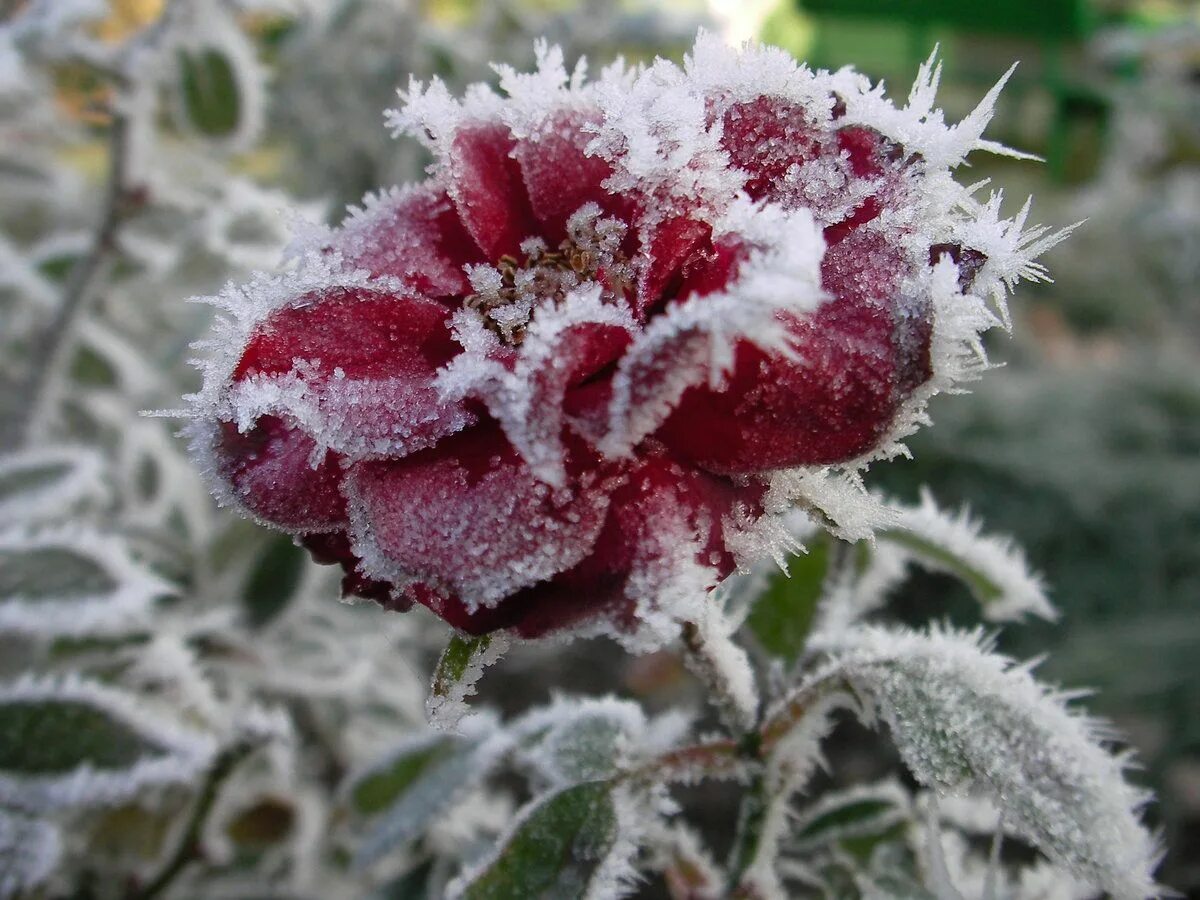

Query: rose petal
[447,122,541,260]
[330,186,479,298]
[404,448,761,639]
[720,96,824,204]
[511,108,632,244]
[230,287,474,460]
[656,230,926,473]
[635,216,713,315]
[216,416,346,532]
[348,426,615,611]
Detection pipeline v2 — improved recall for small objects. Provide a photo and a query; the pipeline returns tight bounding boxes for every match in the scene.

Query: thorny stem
[677,623,776,896]
[135,740,256,900]
[6,106,142,449]
[680,621,755,731]
[726,738,769,897]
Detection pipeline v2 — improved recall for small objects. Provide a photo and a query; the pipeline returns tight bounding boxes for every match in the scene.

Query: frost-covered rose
[185,37,1062,647]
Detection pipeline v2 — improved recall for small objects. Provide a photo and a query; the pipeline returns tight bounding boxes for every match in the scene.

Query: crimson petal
[230,286,474,461]
[446,122,541,260]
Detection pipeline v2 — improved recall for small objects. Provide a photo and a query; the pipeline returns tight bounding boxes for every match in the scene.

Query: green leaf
[0,462,72,505]
[878,492,1054,623]
[242,534,305,628]
[746,538,830,662]
[0,548,117,604]
[456,781,619,900]
[0,677,215,812]
[347,735,457,818]
[353,729,494,870]
[0,531,169,638]
[426,633,507,728]
[0,699,167,774]
[178,48,241,138]
[512,698,646,786]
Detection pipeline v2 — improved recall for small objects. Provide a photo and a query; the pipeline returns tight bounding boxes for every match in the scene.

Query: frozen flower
[183,35,1067,648]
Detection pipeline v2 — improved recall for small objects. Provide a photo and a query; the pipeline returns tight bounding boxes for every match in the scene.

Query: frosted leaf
[350,714,509,870]
[166,0,267,150]
[0,527,172,638]
[679,612,759,731]
[763,468,899,543]
[0,809,61,898]
[0,674,217,812]
[510,696,651,786]
[0,445,105,522]
[809,626,1160,900]
[426,633,510,731]
[810,538,911,639]
[648,823,724,900]
[447,779,654,900]
[790,780,911,852]
[882,489,1056,623]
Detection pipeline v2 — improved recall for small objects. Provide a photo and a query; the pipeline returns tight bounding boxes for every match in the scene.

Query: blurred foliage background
[7,0,1199,893]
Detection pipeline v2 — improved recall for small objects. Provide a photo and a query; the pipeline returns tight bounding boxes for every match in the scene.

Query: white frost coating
[947,190,1081,329]
[0,445,106,522]
[790,779,911,850]
[438,283,635,487]
[586,48,736,216]
[834,49,1033,171]
[887,488,1056,622]
[0,527,172,638]
[812,626,1161,900]
[680,606,760,731]
[741,688,847,898]
[0,809,61,898]
[510,695,648,786]
[810,537,910,639]
[0,673,217,812]
[763,468,899,543]
[598,201,826,460]
[426,633,511,732]
[584,783,666,900]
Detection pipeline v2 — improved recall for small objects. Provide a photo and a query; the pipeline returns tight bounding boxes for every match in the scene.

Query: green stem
[135,741,254,900]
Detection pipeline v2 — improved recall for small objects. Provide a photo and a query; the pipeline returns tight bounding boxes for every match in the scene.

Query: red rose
[186,38,1057,648]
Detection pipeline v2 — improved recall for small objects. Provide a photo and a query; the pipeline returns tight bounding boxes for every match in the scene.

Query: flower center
[462,204,631,345]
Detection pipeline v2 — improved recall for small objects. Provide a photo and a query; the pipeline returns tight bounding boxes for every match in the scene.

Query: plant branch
[7,105,141,449]
[135,740,255,900]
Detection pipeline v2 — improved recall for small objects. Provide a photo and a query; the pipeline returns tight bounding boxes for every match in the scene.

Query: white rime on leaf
[0,809,61,898]
[509,695,652,787]
[882,488,1056,623]
[0,527,172,638]
[425,633,510,731]
[0,446,106,522]
[811,626,1160,900]
[351,714,509,871]
[0,674,217,812]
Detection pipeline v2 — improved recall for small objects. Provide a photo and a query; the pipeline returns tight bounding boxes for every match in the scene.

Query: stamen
[463,208,631,345]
